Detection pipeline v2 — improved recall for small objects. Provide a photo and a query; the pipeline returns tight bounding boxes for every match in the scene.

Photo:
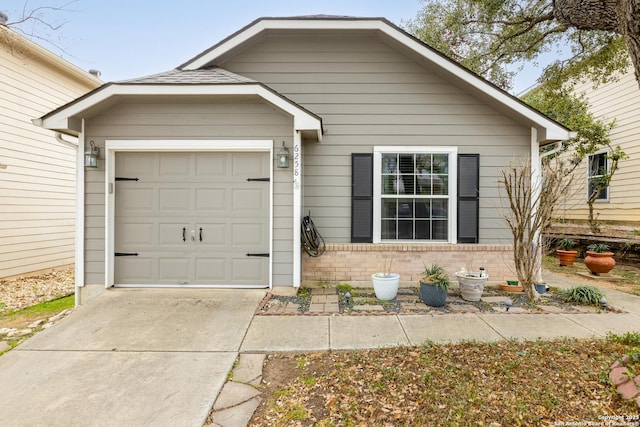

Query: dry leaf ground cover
[250,337,640,426]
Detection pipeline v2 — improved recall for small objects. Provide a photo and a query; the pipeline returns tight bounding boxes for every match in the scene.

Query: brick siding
[302,243,516,287]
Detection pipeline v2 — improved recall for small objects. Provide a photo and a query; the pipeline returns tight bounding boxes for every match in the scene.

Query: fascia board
[182,18,569,143]
[39,83,323,138]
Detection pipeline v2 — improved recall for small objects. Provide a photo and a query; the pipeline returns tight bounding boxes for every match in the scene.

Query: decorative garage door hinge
[246,253,270,257]
[115,177,139,181]
[246,177,270,182]
[115,252,139,256]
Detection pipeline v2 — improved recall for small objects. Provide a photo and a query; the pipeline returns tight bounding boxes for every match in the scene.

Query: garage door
[114,152,270,287]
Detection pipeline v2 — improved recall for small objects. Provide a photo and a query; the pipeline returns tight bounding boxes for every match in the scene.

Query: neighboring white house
[0,24,101,279]
[37,16,571,302]
[558,67,640,225]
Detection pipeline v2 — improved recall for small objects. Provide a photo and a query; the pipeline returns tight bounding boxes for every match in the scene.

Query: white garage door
[114,152,270,287]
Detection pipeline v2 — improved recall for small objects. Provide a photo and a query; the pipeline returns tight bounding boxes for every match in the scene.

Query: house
[557,67,640,225]
[36,16,571,301]
[0,24,101,279]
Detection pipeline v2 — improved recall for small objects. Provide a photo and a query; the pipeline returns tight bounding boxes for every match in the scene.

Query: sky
[5,0,546,94]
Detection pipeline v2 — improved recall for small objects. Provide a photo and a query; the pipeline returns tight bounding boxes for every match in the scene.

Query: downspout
[55,132,78,149]
[533,134,563,283]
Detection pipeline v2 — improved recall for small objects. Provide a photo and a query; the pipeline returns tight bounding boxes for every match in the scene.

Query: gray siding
[84,101,294,286]
[223,35,529,243]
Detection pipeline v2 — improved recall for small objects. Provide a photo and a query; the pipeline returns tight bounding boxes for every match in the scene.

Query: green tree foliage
[405,0,633,92]
[407,1,630,231]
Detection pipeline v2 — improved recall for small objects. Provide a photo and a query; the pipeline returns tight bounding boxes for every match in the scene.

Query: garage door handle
[246,253,270,257]
[199,227,203,242]
[182,227,186,242]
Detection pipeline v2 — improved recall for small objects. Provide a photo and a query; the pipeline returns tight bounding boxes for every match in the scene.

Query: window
[588,152,608,201]
[373,147,457,242]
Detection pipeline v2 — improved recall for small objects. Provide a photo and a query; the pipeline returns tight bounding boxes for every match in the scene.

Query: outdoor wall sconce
[84,140,99,168]
[276,141,290,168]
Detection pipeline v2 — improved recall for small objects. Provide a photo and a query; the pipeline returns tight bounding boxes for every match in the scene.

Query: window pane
[382,219,396,239]
[398,220,413,239]
[382,175,396,195]
[432,154,448,174]
[432,199,448,218]
[415,201,430,218]
[382,199,396,219]
[399,175,414,194]
[434,175,448,195]
[398,199,413,218]
[433,220,448,240]
[382,153,397,173]
[589,153,607,177]
[415,220,430,239]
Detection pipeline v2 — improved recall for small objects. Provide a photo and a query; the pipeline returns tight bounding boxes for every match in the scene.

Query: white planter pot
[455,272,488,302]
[371,273,400,300]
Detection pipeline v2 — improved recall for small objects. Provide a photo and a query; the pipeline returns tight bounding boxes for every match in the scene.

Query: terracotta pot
[500,283,523,292]
[556,249,578,267]
[584,251,616,275]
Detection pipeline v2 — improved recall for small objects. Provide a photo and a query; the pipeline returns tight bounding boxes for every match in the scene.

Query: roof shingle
[117,67,255,84]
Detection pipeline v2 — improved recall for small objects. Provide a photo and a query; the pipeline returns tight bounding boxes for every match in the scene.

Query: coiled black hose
[301,212,325,257]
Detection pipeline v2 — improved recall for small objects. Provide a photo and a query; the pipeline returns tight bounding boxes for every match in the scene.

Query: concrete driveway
[0,288,265,427]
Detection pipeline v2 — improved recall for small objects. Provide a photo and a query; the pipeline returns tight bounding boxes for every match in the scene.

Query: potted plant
[584,243,616,275]
[371,260,399,300]
[455,267,488,302]
[419,264,450,307]
[556,238,578,267]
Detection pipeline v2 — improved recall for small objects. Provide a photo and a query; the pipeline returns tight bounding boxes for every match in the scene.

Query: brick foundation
[302,243,516,287]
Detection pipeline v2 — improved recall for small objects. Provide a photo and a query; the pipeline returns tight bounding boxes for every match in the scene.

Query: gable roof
[37,16,570,143]
[36,66,323,140]
[180,16,571,143]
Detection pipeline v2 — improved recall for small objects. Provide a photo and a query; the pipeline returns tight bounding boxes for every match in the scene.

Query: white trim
[104,139,274,289]
[41,84,322,141]
[373,146,457,244]
[181,18,569,143]
[292,131,302,287]
[74,121,86,306]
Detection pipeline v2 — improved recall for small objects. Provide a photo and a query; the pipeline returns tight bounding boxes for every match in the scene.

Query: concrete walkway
[1,271,640,427]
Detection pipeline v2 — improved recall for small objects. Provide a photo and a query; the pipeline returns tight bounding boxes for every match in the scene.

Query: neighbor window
[588,152,608,201]
[373,147,457,242]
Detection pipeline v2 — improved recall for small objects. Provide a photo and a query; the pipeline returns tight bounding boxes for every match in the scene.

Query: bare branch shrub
[500,158,572,300]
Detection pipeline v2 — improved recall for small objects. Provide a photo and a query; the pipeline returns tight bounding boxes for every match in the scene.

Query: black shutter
[458,154,479,243]
[351,153,373,243]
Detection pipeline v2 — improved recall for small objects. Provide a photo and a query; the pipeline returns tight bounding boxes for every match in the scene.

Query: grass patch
[251,337,639,425]
[1,295,74,333]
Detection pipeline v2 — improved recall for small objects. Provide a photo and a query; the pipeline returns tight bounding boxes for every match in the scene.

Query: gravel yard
[0,267,75,314]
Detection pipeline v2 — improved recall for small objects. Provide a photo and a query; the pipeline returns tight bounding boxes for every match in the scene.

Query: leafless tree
[500,158,572,300]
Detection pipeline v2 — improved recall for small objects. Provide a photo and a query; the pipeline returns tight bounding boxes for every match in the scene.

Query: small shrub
[337,283,354,293]
[587,243,610,253]
[560,286,605,306]
[558,238,576,250]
